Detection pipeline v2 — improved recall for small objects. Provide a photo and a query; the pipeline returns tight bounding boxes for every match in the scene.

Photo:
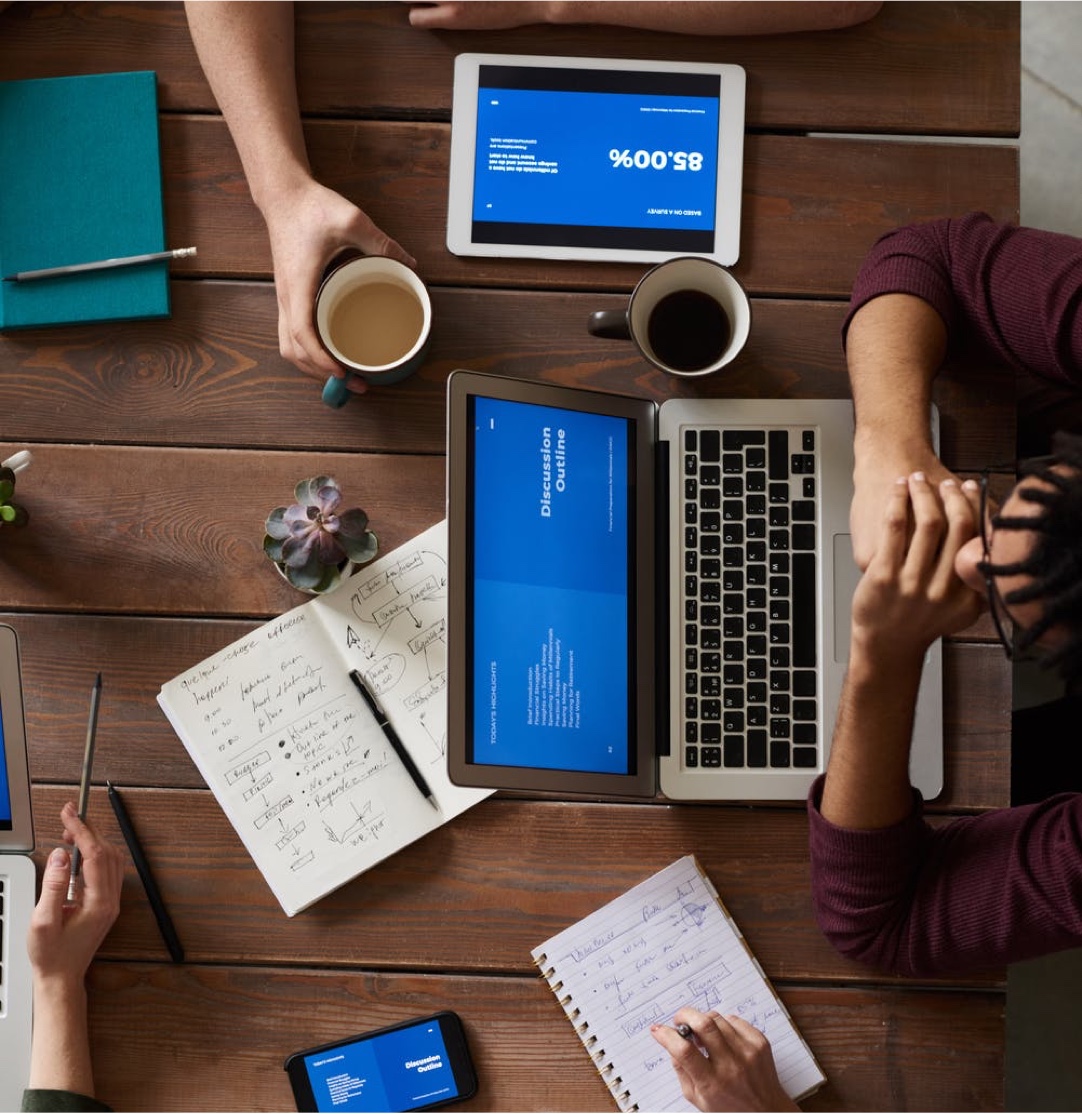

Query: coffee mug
[316,256,432,408]
[588,256,751,377]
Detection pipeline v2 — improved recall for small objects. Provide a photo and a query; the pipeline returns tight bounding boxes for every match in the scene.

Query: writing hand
[262,178,416,389]
[851,473,982,665]
[651,1007,799,1112]
[28,802,124,990]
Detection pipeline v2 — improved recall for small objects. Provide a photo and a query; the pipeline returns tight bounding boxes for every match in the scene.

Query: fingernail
[911,471,926,482]
[50,847,69,866]
[61,801,76,816]
[895,476,908,485]
[941,478,957,487]
[962,479,979,492]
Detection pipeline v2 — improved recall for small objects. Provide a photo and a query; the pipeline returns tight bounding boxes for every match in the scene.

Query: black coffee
[646,289,731,372]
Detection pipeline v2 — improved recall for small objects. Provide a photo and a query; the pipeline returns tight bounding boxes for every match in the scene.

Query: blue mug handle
[322,372,355,408]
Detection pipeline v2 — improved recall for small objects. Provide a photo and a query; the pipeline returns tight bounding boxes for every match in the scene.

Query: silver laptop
[446,371,942,802]
[0,623,35,1108]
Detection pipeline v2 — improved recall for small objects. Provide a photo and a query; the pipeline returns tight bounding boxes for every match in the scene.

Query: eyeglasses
[978,469,1020,661]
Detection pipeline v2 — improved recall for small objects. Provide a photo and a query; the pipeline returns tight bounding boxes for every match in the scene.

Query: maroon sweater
[808,213,1082,976]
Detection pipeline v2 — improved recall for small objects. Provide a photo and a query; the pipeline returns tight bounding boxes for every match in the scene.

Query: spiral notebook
[531,855,824,1112]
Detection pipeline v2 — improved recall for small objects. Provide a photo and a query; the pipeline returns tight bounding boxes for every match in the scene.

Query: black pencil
[107,781,185,963]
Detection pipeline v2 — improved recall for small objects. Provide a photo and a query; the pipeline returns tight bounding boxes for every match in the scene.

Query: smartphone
[284,1011,478,1112]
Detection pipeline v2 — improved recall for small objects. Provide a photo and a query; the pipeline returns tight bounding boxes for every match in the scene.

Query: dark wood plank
[0,445,443,616]
[0,2,1019,136]
[31,786,1006,988]
[0,285,1016,470]
[160,117,1018,297]
[84,962,1003,1111]
[12,614,1010,811]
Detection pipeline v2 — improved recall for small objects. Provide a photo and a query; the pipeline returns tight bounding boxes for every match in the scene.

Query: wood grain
[85,963,1003,1112]
[32,785,1006,990]
[12,614,1009,811]
[0,285,1015,467]
[0,2,1019,136]
[157,117,1018,297]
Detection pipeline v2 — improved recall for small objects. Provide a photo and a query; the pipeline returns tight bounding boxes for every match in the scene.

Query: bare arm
[408,2,883,34]
[820,474,981,829]
[26,805,124,1098]
[183,1,412,388]
[846,293,952,569]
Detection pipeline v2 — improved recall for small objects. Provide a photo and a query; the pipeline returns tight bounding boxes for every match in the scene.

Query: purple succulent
[264,476,378,592]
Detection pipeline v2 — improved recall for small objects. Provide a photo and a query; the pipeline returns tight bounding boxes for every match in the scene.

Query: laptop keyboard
[681,426,818,771]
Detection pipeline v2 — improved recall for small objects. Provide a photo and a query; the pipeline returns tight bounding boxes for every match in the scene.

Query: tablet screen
[449,55,745,265]
[473,65,719,253]
[467,394,635,775]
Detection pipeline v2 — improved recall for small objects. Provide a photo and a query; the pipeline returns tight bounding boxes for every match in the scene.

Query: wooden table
[0,3,1019,1109]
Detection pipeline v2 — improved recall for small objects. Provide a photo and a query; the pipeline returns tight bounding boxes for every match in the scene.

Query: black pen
[67,672,102,903]
[107,781,185,963]
[348,670,438,810]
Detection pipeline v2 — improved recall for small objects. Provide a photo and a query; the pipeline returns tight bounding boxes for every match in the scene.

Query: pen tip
[94,671,102,686]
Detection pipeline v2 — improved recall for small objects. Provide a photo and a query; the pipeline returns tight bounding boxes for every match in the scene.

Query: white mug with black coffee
[315,256,432,407]
[588,256,750,377]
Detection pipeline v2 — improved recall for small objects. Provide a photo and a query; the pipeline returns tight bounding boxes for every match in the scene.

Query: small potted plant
[263,476,378,593]
[0,451,31,529]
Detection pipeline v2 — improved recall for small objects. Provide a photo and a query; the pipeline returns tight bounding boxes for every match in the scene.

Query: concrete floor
[1007,5,1082,1111]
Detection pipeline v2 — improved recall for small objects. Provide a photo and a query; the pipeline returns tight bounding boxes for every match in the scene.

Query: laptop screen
[467,394,636,774]
[0,694,12,829]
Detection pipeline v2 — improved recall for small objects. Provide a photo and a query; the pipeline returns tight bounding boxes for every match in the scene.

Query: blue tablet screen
[472,65,720,252]
[468,395,633,774]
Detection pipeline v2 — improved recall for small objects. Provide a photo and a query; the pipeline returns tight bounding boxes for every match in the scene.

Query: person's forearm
[27,978,96,1097]
[846,292,947,464]
[542,1,882,34]
[184,1,311,213]
[819,638,924,830]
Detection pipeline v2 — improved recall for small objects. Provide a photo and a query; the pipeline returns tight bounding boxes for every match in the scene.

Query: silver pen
[66,673,102,903]
[5,246,197,283]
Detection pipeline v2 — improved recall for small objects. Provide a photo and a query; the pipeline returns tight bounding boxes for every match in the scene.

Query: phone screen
[291,1014,474,1112]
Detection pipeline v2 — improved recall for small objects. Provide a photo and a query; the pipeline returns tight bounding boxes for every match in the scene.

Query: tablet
[447,54,746,266]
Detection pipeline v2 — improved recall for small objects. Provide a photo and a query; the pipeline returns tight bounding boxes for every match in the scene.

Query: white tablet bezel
[448,53,746,266]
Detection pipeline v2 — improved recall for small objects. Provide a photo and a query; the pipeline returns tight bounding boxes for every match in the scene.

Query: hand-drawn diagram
[343,544,448,763]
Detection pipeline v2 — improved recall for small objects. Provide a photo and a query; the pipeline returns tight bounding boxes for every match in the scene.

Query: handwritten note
[531,856,824,1112]
[158,521,492,916]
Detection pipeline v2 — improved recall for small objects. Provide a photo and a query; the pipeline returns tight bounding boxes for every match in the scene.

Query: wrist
[849,626,928,681]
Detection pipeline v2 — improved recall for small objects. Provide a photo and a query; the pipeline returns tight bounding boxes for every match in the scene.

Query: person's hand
[27,802,124,990]
[651,1007,799,1112]
[261,177,416,391]
[851,473,983,666]
[406,2,552,29]
[850,435,954,570]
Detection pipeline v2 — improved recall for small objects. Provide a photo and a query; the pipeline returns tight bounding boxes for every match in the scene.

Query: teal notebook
[0,71,169,330]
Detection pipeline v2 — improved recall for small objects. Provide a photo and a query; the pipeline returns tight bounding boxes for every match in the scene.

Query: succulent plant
[263,476,378,592]
[0,465,28,529]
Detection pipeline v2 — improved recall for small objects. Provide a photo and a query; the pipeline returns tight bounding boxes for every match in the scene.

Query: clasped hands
[851,470,984,664]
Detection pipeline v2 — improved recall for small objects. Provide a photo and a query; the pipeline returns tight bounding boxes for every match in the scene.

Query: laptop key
[701,746,722,768]
[748,682,767,704]
[793,670,817,696]
[793,747,817,768]
[770,739,791,767]
[685,745,698,767]
[792,553,817,666]
[747,730,768,767]
[768,430,789,479]
[724,736,745,767]
[700,430,720,461]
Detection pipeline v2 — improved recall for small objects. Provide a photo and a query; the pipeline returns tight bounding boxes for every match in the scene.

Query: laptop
[446,371,942,802]
[0,623,35,1108]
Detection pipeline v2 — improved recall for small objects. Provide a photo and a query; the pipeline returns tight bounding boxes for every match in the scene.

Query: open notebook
[531,855,824,1112]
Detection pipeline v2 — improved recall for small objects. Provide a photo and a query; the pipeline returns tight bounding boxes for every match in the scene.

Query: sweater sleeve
[807,775,1082,976]
[20,1090,112,1112]
[843,212,1082,387]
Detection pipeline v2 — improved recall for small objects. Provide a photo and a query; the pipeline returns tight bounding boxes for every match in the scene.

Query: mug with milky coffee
[315,257,432,407]
[588,256,751,377]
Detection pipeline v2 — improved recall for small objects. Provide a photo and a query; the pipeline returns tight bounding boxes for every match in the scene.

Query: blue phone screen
[302,1018,460,1112]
